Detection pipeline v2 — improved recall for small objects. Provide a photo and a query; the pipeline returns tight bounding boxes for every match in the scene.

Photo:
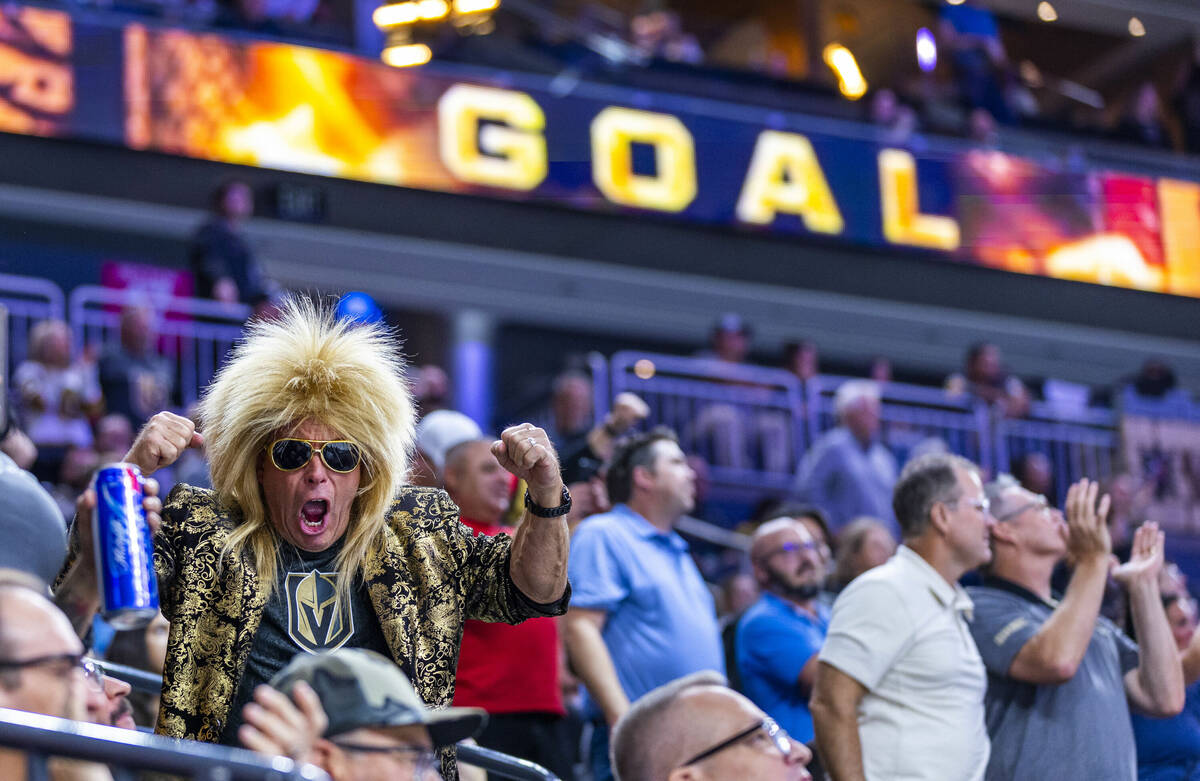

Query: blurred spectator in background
[783,340,819,386]
[1011,451,1053,498]
[0,412,37,472]
[753,503,836,584]
[410,409,483,487]
[938,0,1012,124]
[868,88,921,147]
[94,413,135,465]
[830,517,897,592]
[412,364,451,418]
[692,314,786,472]
[188,179,273,306]
[1125,358,1182,400]
[1105,472,1151,557]
[868,356,893,384]
[795,380,898,535]
[560,391,649,483]
[105,611,169,728]
[446,437,574,780]
[51,445,101,523]
[14,319,102,481]
[1113,82,1173,150]
[736,518,830,745]
[631,10,702,65]
[1173,38,1200,154]
[0,448,67,586]
[549,370,594,454]
[565,428,722,781]
[98,305,174,429]
[947,342,1031,418]
[1131,591,1200,780]
[968,107,1001,146]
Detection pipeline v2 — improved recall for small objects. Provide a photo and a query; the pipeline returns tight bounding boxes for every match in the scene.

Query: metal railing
[0,707,329,781]
[89,660,560,780]
[809,374,995,476]
[0,272,66,374]
[606,351,806,497]
[599,352,1137,507]
[68,285,250,409]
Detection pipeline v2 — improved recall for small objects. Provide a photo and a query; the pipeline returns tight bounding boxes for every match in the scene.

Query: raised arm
[491,424,569,603]
[53,411,199,636]
[1120,523,1185,717]
[1007,481,1111,683]
[810,662,869,781]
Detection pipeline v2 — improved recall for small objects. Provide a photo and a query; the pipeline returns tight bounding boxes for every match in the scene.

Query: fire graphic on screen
[124,24,454,189]
[0,6,72,135]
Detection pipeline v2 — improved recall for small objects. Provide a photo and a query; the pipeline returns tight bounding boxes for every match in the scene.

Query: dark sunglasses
[269,438,361,473]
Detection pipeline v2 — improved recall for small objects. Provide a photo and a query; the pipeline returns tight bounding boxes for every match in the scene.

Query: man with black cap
[264,647,487,781]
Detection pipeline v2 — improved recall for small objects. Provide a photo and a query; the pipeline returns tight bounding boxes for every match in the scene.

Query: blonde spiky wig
[198,295,415,602]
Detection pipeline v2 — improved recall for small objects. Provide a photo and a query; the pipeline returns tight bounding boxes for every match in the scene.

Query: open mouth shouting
[300,499,329,535]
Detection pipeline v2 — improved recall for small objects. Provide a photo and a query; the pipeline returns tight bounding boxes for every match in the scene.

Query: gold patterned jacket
[152,483,569,775]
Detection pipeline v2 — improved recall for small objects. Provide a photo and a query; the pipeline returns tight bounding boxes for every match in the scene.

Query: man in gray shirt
[967,475,1183,780]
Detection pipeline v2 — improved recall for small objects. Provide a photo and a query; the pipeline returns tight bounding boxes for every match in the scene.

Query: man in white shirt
[810,453,994,781]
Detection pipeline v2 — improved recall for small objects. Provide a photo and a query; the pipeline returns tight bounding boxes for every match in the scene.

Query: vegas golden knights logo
[285,571,354,653]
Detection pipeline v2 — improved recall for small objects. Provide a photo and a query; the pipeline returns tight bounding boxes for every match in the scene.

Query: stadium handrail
[88,660,562,780]
[0,706,330,780]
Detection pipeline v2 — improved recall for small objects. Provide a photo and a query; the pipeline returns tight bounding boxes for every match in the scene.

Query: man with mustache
[735,518,830,745]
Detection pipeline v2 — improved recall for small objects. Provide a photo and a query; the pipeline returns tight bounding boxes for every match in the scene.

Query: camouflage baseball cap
[269,648,487,747]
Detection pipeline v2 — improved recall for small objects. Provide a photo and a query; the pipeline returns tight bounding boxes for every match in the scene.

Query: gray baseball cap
[269,648,487,747]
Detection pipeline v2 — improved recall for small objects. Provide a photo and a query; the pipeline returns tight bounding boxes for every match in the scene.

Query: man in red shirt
[446,437,574,779]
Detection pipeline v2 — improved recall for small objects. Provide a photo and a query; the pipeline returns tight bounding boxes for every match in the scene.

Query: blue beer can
[92,463,159,630]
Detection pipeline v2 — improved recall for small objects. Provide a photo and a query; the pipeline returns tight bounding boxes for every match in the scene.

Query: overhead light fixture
[1129,17,1146,36]
[916,27,937,72]
[373,1,420,27]
[382,41,433,67]
[454,0,499,13]
[945,0,965,5]
[823,43,867,100]
[1036,2,1057,22]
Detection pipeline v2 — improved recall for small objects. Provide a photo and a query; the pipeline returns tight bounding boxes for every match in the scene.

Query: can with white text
[92,463,158,630]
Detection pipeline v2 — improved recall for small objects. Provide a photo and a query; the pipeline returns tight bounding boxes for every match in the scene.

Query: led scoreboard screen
[3,3,1200,299]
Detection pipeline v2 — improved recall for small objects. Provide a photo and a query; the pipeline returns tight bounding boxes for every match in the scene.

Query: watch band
[524,485,573,518]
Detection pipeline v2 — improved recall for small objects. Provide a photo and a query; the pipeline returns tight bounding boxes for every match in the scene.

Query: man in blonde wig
[55,297,571,779]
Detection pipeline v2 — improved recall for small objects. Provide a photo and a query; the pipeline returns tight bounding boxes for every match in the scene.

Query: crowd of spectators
[1,289,1199,781]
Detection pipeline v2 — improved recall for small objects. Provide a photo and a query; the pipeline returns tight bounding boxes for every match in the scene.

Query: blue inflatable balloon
[336,291,383,326]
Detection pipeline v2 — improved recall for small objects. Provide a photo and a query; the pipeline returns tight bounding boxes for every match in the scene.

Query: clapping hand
[1113,522,1165,588]
[1064,479,1112,566]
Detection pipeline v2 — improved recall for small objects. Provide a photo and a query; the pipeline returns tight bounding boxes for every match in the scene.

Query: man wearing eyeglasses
[54,297,571,781]
[964,476,1183,780]
[266,647,485,781]
[0,569,109,780]
[735,518,829,745]
[610,670,811,781]
[810,453,993,781]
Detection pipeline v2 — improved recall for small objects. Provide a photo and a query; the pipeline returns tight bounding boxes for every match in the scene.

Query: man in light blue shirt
[565,428,724,781]
[737,517,830,744]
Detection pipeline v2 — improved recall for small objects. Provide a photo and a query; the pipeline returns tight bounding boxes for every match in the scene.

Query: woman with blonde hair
[55,295,571,779]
